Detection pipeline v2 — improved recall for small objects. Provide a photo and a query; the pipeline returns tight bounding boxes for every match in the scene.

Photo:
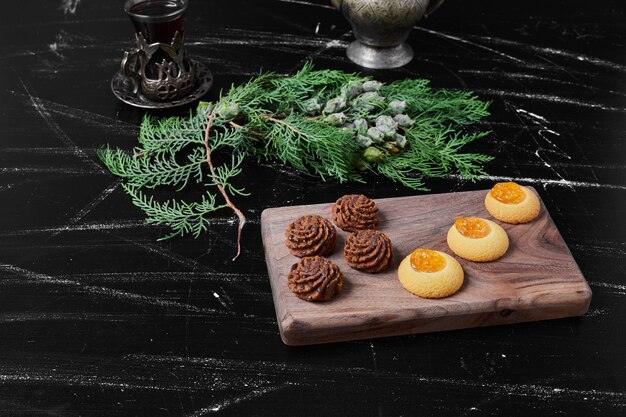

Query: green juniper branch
[122,184,229,240]
[99,63,493,257]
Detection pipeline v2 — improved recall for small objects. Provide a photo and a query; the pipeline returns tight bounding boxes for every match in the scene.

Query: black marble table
[0,0,624,415]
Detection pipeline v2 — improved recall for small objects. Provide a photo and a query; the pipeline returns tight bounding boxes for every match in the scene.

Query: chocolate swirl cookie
[344,229,393,273]
[332,194,379,232]
[285,215,337,257]
[288,256,344,301]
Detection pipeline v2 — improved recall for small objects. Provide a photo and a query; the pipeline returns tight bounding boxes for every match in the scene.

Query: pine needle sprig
[201,105,247,260]
[122,184,229,240]
[441,131,493,177]
[377,127,493,185]
[210,152,249,197]
[100,63,494,257]
[259,114,361,182]
[382,79,490,125]
[97,146,206,190]
[138,114,205,154]
[270,62,370,110]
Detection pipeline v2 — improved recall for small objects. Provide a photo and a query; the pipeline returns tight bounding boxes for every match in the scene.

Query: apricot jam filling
[455,217,490,239]
[410,249,446,273]
[490,182,526,204]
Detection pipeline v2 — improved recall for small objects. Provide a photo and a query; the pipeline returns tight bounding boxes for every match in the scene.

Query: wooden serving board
[261,189,592,346]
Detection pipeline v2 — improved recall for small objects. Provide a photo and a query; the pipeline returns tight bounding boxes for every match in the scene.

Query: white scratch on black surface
[0,312,158,323]
[217,287,236,306]
[197,28,349,73]
[55,271,266,287]
[0,373,179,392]
[583,308,610,317]
[517,161,626,171]
[275,0,335,10]
[48,40,65,60]
[469,34,626,73]
[445,174,626,190]
[370,341,378,371]
[127,354,626,404]
[415,27,525,64]
[588,281,626,296]
[188,28,348,51]
[106,230,262,287]
[0,166,104,175]
[188,384,289,416]
[60,0,81,15]
[0,179,39,193]
[458,69,626,98]
[515,108,549,123]
[1,146,99,156]
[110,237,214,273]
[477,89,626,112]
[1,353,621,407]
[14,75,106,173]
[10,93,140,135]
[212,290,233,313]
[0,220,153,237]
[509,105,572,187]
[47,30,90,61]
[66,180,121,225]
[0,264,222,315]
[571,243,626,258]
[537,46,626,72]
[293,36,351,72]
[0,311,275,325]
[0,312,178,323]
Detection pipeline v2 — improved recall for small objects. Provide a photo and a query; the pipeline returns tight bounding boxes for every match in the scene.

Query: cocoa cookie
[285,215,337,257]
[332,194,379,232]
[344,229,393,273]
[288,256,344,301]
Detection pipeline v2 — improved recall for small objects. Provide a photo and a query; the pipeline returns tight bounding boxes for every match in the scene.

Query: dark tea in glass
[125,0,188,44]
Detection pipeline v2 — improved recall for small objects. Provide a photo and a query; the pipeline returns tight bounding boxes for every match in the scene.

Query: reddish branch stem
[259,114,303,134]
[229,121,266,140]
[203,108,246,261]
[200,112,302,259]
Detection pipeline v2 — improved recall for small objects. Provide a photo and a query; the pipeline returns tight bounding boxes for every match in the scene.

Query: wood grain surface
[262,189,592,345]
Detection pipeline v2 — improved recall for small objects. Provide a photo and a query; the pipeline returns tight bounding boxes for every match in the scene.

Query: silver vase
[331,0,445,69]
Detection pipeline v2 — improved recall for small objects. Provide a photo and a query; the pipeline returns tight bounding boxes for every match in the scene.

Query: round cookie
[485,182,541,224]
[284,215,336,257]
[398,249,464,299]
[288,256,344,302]
[447,217,509,262]
[332,194,379,232]
[344,229,393,273]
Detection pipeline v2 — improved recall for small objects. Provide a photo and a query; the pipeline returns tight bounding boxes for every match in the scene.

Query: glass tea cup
[120,0,194,101]
[124,0,188,44]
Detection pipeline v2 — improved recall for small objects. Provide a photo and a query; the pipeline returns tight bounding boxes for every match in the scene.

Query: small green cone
[363,146,385,163]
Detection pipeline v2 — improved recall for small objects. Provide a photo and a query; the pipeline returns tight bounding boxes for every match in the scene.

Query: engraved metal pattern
[332,0,446,69]
[111,61,213,109]
[119,32,196,102]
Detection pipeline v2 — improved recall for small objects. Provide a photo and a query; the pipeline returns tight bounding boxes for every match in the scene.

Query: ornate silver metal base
[111,60,213,109]
[346,41,414,69]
